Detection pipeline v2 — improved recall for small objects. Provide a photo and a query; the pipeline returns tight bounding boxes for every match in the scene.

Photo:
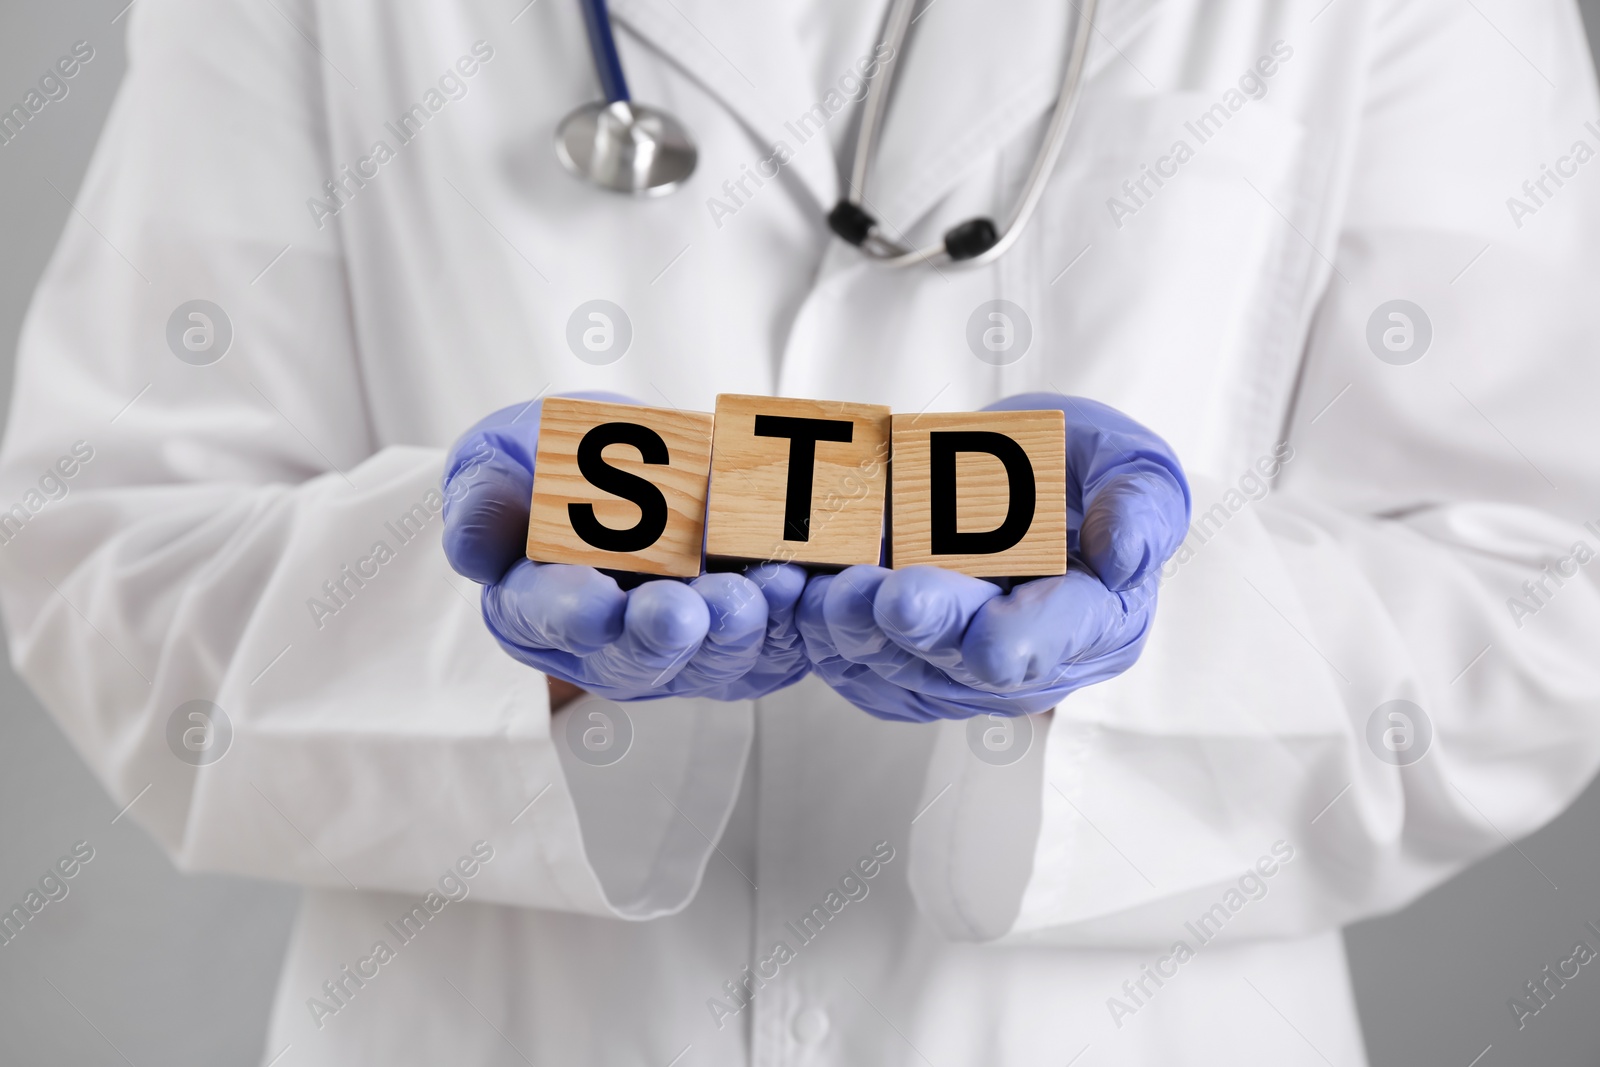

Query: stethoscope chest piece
[556,99,697,196]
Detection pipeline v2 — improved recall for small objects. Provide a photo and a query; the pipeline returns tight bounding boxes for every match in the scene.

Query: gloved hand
[797,394,1190,722]
[441,395,809,702]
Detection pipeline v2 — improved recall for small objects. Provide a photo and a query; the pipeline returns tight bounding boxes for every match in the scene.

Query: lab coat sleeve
[909,0,1600,944]
[0,0,749,918]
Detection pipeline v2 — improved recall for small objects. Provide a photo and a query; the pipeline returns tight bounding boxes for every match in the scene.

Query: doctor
[3,0,1599,1063]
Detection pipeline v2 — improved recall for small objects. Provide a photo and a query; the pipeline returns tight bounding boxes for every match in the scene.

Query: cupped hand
[797,394,1190,722]
[441,396,810,701]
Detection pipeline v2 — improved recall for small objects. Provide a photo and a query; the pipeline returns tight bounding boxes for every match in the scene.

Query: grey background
[1,2,1597,1064]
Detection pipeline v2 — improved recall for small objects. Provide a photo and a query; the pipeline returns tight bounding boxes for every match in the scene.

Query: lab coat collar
[608,0,842,210]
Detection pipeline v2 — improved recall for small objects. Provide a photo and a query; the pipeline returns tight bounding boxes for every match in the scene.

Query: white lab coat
[3,0,1600,1062]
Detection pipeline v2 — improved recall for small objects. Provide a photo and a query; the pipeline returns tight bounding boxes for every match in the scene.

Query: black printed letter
[569,422,670,552]
[753,414,854,542]
[929,431,1035,555]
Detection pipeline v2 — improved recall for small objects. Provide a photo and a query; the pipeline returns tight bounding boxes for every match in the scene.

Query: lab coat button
[791,1006,830,1044]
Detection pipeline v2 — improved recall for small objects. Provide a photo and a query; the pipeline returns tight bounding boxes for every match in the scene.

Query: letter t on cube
[705,394,890,566]
[526,398,714,577]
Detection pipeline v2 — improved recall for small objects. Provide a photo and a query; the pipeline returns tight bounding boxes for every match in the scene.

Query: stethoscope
[556,0,1098,268]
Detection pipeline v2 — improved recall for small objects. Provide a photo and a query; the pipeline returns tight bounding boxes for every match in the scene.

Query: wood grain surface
[527,398,714,577]
[890,410,1067,578]
[705,393,891,566]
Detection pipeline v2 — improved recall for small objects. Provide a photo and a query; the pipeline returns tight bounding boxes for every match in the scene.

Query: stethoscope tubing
[849,0,918,201]
[844,0,1100,269]
[578,0,631,104]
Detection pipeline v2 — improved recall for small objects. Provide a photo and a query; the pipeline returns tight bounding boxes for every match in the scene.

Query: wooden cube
[527,398,714,578]
[705,394,891,566]
[890,410,1067,578]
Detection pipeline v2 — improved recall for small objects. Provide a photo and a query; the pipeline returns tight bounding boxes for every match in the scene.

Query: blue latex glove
[797,394,1191,722]
[441,395,809,702]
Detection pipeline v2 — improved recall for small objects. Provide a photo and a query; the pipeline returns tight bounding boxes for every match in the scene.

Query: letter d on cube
[890,411,1067,577]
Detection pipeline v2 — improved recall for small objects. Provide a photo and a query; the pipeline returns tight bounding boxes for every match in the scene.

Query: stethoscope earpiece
[827,202,1000,262]
[833,0,1099,268]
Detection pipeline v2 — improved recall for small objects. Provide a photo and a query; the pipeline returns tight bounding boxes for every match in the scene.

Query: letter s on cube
[890,410,1067,578]
[526,398,714,577]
